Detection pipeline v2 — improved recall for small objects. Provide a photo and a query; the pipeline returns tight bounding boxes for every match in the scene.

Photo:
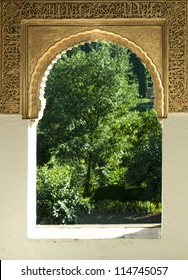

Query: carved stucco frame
[0,1,187,118]
[21,18,167,119]
[33,30,165,119]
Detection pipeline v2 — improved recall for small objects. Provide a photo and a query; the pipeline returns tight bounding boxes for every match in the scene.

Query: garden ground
[79,211,161,224]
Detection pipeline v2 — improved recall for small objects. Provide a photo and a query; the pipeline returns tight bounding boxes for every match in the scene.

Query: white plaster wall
[0,113,188,259]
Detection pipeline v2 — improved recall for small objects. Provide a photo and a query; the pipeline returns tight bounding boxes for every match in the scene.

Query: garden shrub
[36,160,91,225]
[92,185,148,202]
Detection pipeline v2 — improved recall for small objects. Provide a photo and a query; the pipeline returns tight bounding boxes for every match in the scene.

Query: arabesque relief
[0,1,187,116]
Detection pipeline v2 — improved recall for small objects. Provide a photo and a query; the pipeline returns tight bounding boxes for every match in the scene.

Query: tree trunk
[84,152,92,197]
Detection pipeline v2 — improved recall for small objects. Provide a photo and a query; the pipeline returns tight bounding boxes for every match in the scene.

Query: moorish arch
[27,29,165,120]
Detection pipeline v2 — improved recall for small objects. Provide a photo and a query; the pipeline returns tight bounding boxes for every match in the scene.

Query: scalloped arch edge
[27,29,165,120]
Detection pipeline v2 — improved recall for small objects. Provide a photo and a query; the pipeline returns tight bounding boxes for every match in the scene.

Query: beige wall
[0,0,188,261]
[0,113,188,259]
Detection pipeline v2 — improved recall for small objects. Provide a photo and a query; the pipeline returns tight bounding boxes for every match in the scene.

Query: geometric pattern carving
[0,1,187,114]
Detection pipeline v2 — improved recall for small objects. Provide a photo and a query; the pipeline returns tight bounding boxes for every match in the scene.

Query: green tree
[37,42,139,197]
[37,42,162,225]
[129,51,152,98]
[122,109,162,203]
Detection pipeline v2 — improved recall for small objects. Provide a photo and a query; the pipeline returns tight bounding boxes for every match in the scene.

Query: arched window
[26,29,165,120]
[26,29,165,239]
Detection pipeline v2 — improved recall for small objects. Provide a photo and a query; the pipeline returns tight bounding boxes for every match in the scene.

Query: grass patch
[93,200,162,214]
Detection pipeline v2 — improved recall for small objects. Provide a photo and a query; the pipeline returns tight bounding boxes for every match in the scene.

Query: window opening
[36,42,162,236]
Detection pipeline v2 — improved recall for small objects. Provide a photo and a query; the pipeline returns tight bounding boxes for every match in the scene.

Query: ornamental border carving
[0,1,187,115]
[27,28,164,119]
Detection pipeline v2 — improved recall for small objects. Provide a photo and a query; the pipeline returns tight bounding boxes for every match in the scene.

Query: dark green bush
[92,185,148,202]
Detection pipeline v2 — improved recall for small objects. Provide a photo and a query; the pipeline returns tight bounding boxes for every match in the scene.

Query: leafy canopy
[36,41,162,224]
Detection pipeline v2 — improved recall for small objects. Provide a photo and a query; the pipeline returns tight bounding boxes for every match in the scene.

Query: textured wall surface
[22,19,166,119]
[0,0,187,114]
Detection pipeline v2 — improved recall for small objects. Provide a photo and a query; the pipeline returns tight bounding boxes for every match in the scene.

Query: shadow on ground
[79,211,161,224]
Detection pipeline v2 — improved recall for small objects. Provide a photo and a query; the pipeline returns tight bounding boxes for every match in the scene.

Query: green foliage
[94,200,162,214]
[122,109,162,202]
[36,158,91,225]
[37,42,139,196]
[37,42,162,224]
[129,51,152,98]
[92,185,146,202]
